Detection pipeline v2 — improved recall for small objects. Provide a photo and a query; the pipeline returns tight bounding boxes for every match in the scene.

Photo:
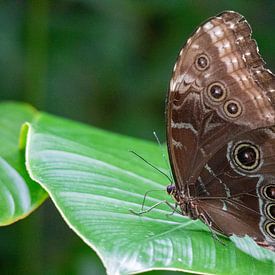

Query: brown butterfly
[166,11,275,250]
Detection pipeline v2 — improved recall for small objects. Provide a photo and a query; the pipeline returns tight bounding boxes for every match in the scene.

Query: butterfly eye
[195,54,209,70]
[224,100,242,118]
[232,142,261,171]
[264,221,275,240]
[264,203,275,220]
[207,82,227,102]
[261,185,275,201]
[167,184,176,195]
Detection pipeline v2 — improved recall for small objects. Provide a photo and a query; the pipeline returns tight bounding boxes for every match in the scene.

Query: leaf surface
[0,102,47,225]
[25,112,275,275]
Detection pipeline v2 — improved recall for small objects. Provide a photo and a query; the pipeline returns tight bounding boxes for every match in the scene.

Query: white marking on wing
[172,139,183,149]
[221,54,241,73]
[208,26,224,43]
[205,122,222,132]
[264,129,275,139]
[266,68,274,75]
[215,39,231,57]
[265,112,275,124]
[221,56,234,72]
[203,22,214,30]
[195,26,201,34]
[205,164,231,197]
[222,201,228,211]
[197,176,209,196]
[200,147,207,158]
[183,73,195,84]
[170,74,184,91]
[173,62,178,72]
[236,35,244,42]
[171,120,197,134]
[214,27,223,37]
[231,71,252,90]
[191,44,199,49]
[170,73,195,92]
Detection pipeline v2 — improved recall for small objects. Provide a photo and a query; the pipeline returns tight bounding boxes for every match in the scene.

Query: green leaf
[0,102,47,225]
[25,112,275,275]
[230,235,275,264]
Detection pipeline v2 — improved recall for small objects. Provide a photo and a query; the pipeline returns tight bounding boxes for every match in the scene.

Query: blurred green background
[1,1,274,274]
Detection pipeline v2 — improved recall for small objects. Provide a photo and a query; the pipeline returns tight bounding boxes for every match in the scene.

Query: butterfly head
[166,184,176,195]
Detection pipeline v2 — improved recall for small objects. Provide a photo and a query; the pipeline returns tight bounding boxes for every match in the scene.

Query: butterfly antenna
[129,150,173,183]
[153,131,174,183]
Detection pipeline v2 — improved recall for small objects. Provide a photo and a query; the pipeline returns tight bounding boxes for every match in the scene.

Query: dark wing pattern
[166,11,275,248]
[196,127,275,246]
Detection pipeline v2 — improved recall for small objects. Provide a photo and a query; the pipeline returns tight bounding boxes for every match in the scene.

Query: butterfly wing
[166,11,275,248]
[196,127,275,247]
[166,11,275,193]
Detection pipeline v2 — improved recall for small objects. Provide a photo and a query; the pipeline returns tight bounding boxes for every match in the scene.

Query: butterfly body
[167,186,200,219]
[166,11,275,250]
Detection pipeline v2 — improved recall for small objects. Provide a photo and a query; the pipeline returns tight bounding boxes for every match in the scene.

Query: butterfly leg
[129,200,180,216]
[166,202,182,217]
[199,211,226,246]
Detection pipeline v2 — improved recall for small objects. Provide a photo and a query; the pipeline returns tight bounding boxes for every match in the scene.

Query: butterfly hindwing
[196,127,275,245]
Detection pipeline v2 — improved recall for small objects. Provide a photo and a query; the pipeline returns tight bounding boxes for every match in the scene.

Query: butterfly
[166,11,275,250]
